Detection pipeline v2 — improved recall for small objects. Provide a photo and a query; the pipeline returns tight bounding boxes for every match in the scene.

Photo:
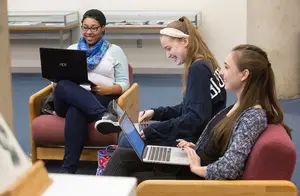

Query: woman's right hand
[176,139,195,148]
[51,82,56,89]
[138,110,154,123]
[139,130,146,140]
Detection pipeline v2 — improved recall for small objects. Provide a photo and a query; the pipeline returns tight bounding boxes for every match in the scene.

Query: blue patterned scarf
[77,37,110,71]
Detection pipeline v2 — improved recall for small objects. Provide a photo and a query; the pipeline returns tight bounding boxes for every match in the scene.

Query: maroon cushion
[128,64,133,86]
[242,124,296,180]
[32,115,118,146]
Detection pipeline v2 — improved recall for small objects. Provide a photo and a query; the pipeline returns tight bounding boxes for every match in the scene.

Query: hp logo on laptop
[59,63,67,67]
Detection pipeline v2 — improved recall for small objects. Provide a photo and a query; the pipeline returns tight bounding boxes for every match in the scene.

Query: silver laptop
[119,111,189,165]
[112,100,149,131]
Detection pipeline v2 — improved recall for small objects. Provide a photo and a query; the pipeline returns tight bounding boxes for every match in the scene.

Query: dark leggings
[103,148,203,184]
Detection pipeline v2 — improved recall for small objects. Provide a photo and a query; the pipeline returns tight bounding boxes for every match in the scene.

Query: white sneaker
[94,113,121,134]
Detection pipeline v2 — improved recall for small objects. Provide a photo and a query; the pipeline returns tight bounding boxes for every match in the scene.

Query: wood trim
[9,23,79,31]
[0,161,52,196]
[105,26,164,31]
[118,83,139,123]
[133,67,184,74]
[29,85,52,163]
[36,147,99,161]
[9,24,160,31]
[137,180,298,196]
[105,26,199,31]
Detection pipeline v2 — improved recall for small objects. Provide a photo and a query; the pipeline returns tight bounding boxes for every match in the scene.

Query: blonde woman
[115,17,226,148]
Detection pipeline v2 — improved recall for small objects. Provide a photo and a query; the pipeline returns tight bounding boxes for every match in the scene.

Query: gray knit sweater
[194,107,268,180]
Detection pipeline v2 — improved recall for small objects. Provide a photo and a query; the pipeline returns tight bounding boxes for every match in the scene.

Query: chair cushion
[128,64,133,86]
[242,124,296,180]
[32,115,118,146]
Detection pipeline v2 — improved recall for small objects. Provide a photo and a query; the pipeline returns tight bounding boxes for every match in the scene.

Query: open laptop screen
[119,113,145,158]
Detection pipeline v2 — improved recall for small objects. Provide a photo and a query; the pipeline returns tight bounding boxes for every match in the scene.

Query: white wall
[7,0,247,73]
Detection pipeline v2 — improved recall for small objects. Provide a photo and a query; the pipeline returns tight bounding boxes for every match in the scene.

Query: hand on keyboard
[176,139,195,148]
[138,123,149,130]
[139,130,146,140]
[138,110,154,123]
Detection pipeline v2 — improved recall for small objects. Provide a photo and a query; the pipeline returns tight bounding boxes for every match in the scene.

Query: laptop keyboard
[139,123,149,130]
[145,146,171,162]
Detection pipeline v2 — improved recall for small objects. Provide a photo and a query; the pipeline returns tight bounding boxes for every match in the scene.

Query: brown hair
[165,16,219,94]
[210,44,292,155]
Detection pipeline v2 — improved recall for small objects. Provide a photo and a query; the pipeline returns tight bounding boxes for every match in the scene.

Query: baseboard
[11,66,41,73]
[133,67,184,74]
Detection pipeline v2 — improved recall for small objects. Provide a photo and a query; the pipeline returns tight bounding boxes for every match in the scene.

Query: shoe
[107,100,118,116]
[60,168,75,174]
[95,112,121,134]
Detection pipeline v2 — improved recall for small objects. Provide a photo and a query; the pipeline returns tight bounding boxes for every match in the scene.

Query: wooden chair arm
[137,180,298,196]
[118,83,139,123]
[29,85,53,121]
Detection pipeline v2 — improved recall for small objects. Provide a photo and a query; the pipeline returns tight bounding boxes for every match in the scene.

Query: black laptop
[39,48,91,84]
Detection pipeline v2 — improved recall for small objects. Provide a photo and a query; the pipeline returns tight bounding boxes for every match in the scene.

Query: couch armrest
[29,85,53,121]
[118,83,139,123]
[137,180,298,196]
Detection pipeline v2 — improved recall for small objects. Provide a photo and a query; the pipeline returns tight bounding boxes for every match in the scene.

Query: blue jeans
[118,121,162,148]
[53,80,116,173]
[118,131,132,148]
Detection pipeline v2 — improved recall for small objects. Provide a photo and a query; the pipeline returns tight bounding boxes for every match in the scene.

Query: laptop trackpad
[170,148,189,164]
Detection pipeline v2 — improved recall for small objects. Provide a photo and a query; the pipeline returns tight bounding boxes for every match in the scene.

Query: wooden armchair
[29,65,139,163]
[137,124,297,196]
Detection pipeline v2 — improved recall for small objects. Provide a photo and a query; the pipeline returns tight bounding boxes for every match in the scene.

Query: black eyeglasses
[81,26,101,33]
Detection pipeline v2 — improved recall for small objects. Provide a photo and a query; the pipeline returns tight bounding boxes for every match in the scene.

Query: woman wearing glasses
[52,9,129,174]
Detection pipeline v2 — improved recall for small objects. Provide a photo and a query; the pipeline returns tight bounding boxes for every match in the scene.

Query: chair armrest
[118,83,139,123]
[29,85,53,121]
[137,180,298,196]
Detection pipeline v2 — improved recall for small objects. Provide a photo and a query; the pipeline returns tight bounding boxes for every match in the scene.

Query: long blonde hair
[166,16,219,94]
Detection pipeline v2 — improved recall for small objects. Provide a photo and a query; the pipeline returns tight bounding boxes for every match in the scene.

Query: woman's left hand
[139,130,146,140]
[184,147,201,172]
[91,84,109,96]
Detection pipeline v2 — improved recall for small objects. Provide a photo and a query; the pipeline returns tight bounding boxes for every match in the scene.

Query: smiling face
[81,18,105,46]
[160,35,188,65]
[220,51,249,93]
